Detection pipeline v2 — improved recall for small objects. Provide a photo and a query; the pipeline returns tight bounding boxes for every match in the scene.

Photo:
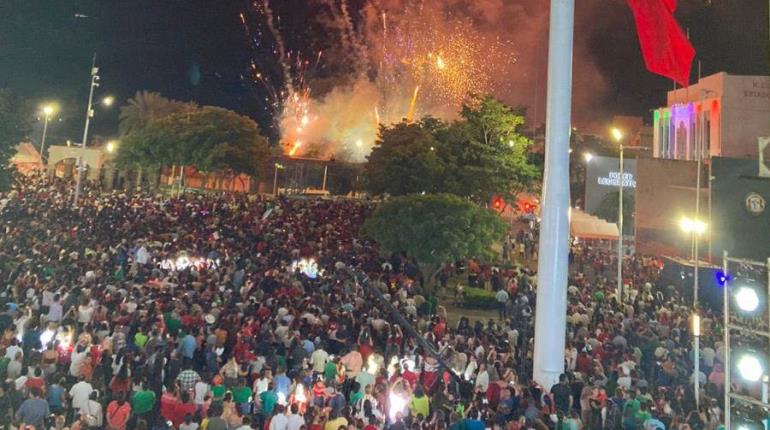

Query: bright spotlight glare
[735,287,760,312]
[737,354,763,382]
[610,127,623,142]
[583,152,593,163]
[679,217,707,235]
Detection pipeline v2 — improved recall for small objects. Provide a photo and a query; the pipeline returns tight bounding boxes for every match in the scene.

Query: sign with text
[584,155,637,215]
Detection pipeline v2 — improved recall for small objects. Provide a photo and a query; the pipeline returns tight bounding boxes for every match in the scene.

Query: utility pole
[73,55,99,207]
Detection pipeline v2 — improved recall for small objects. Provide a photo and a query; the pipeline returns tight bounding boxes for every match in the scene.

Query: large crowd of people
[0,174,729,430]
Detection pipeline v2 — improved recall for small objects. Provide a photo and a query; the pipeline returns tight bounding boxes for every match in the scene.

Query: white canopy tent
[569,208,619,241]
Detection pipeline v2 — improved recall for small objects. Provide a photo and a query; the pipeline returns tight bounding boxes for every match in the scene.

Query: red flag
[627,0,695,87]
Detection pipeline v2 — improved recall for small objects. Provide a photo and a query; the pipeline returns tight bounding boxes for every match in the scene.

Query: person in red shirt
[25,367,47,394]
[401,362,419,389]
[160,385,180,424]
[171,391,197,428]
[105,393,132,430]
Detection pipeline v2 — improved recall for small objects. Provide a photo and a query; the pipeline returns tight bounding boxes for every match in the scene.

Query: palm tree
[118,91,194,136]
[118,91,195,191]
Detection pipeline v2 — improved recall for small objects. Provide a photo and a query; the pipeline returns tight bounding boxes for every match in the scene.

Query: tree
[363,120,446,196]
[118,91,195,136]
[438,95,539,204]
[0,89,31,190]
[593,191,635,235]
[116,105,270,180]
[361,193,507,283]
[363,96,539,203]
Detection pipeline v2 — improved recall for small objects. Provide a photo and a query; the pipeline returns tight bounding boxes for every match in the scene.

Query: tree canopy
[363,95,538,204]
[363,120,445,196]
[0,89,31,190]
[594,191,635,234]
[361,193,507,266]
[118,91,196,136]
[116,105,270,178]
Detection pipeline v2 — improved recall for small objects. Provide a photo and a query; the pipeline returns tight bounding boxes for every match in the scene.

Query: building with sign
[584,155,637,215]
[652,72,770,161]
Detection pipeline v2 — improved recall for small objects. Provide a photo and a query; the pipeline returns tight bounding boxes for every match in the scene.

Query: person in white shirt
[268,405,288,430]
[5,339,22,360]
[310,347,329,374]
[69,344,88,378]
[47,294,64,323]
[81,391,103,428]
[474,364,490,393]
[69,380,94,412]
[286,404,305,430]
[194,380,210,406]
[77,301,94,326]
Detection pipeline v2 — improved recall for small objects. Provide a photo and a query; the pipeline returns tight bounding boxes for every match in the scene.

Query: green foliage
[361,193,507,266]
[593,191,635,234]
[441,95,539,204]
[119,91,196,136]
[363,120,445,196]
[363,96,539,203]
[462,287,498,309]
[0,89,31,190]
[116,104,270,178]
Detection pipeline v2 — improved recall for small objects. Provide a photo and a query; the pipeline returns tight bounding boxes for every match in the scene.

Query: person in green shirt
[211,383,226,405]
[231,379,253,414]
[134,328,149,349]
[348,382,364,406]
[634,403,652,423]
[131,389,156,416]
[0,355,10,379]
[410,386,430,419]
[165,312,181,337]
[624,391,641,416]
[323,359,338,383]
[259,382,278,416]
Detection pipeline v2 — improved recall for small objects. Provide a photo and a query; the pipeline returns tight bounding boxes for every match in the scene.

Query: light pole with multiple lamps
[72,56,114,207]
[721,252,770,428]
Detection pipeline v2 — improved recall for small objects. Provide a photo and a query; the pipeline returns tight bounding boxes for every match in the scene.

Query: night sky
[0,0,767,146]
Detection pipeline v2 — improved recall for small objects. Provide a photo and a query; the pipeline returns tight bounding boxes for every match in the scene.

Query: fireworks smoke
[242,0,611,162]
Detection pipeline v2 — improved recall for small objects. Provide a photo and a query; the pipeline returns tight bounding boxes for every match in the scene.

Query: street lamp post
[73,56,100,207]
[273,162,284,195]
[680,215,707,408]
[39,104,56,166]
[611,127,624,304]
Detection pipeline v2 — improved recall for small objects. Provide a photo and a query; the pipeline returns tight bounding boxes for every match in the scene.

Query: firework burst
[240,0,518,161]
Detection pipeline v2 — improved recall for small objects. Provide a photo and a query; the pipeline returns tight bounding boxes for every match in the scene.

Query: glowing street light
[102,95,115,107]
[737,354,764,382]
[39,103,59,165]
[105,140,118,153]
[610,127,623,143]
[583,152,593,163]
[679,217,707,235]
[735,286,760,313]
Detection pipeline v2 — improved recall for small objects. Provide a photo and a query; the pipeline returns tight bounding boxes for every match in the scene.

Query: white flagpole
[533,0,574,390]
